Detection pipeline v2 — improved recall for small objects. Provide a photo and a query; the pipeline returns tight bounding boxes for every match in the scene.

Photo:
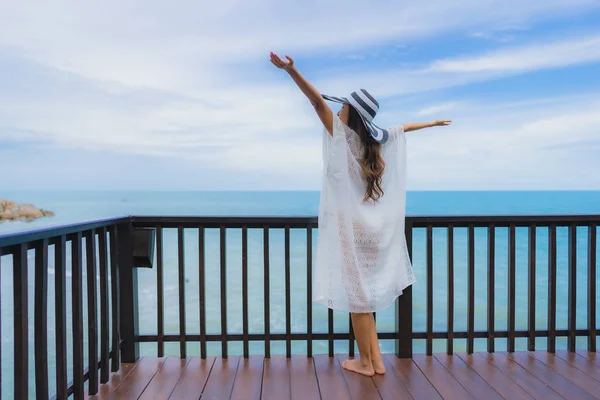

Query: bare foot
[342,359,375,377]
[372,357,386,374]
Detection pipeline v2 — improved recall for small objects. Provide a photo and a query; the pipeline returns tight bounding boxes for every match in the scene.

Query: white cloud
[316,30,600,103]
[2,1,600,189]
[416,103,461,117]
[404,96,600,189]
[1,0,598,91]
[430,34,600,73]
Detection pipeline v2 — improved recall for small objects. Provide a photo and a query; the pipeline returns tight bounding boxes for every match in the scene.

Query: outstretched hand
[433,120,452,126]
[270,52,295,72]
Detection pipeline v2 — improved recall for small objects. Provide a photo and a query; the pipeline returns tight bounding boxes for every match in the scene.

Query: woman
[270,52,451,376]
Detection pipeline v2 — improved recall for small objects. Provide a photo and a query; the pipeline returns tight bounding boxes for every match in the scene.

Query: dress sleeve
[322,114,345,171]
[389,124,405,141]
[331,114,346,137]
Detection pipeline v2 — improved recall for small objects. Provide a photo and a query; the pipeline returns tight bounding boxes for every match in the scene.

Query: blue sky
[1,1,600,190]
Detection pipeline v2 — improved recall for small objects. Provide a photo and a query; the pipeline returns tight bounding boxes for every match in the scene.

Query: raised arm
[270,52,333,135]
[403,120,452,132]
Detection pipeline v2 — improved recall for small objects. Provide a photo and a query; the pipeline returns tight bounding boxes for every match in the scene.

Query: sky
[1,0,600,191]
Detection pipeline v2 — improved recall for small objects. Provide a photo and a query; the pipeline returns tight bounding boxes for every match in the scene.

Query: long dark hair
[347,106,385,202]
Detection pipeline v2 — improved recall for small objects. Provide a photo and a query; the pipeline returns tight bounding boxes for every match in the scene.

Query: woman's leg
[369,317,386,374]
[342,313,375,376]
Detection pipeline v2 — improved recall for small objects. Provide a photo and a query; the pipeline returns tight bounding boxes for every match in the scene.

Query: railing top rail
[1,213,598,249]
[131,215,319,228]
[407,214,600,227]
[0,216,130,249]
[131,214,600,228]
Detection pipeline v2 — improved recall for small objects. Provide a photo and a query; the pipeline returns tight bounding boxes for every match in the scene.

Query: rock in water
[0,199,55,222]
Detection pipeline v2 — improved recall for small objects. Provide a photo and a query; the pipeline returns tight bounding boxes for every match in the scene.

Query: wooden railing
[0,217,134,400]
[0,214,598,399]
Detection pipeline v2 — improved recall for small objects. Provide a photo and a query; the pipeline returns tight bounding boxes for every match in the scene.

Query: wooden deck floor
[88,350,600,399]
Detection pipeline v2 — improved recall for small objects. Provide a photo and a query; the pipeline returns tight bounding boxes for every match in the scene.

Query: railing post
[117,221,140,363]
[396,221,413,358]
[13,244,29,399]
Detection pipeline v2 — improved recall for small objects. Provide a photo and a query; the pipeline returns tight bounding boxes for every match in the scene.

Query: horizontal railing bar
[0,216,130,248]
[407,215,600,226]
[136,328,598,343]
[132,216,319,228]
[413,329,597,339]
[136,333,398,342]
[2,213,597,251]
[130,214,600,229]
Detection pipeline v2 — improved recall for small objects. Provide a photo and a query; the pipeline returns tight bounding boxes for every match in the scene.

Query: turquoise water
[1,190,600,398]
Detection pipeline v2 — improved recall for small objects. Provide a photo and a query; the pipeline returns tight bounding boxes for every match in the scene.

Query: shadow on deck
[90,351,600,400]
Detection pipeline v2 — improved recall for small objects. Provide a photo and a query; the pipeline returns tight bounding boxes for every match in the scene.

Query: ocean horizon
[3,190,600,234]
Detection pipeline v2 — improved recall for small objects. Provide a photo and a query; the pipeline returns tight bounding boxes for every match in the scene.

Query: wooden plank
[230,355,264,400]
[568,225,577,352]
[86,230,99,395]
[349,316,355,358]
[576,350,600,363]
[285,225,292,358]
[479,353,563,400]
[528,225,536,351]
[107,357,165,399]
[328,309,334,357]
[289,356,320,400]
[412,354,473,399]
[434,354,503,400]
[87,362,137,399]
[548,225,557,352]
[487,225,495,353]
[138,357,190,400]
[13,243,29,400]
[264,227,271,358]
[467,225,475,354]
[306,226,313,358]
[384,354,442,400]
[99,228,110,383]
[116,223,139,363]
[0,252,2,396]
[177,226,186,359]
[313,354,352,400]
[199,227,207,359]
[156,225,164,357]
[371,356,413,400]
[109,227,121,371]
[588,224,597,352]
[555,350,600,381]
[455,353,533,400]
[241,226,249,359]
[508,225,516,353]
[396,223,413,358]
[168,356,215,400]
[34,239,49,399]
[426,225,434,356]
[262,356,291,400]
[336,354,381,399]
[510,352,595,400]
[201,356,241,400]
[528,351,600,397]
[72,232,85,400]
[220,226,228,358]
[55,235,68,398]
[448,225,455,355]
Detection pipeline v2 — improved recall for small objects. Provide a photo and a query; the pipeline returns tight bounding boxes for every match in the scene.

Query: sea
[1,190,600,398]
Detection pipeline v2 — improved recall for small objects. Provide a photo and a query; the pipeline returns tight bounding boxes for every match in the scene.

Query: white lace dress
[314,114,416,313]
